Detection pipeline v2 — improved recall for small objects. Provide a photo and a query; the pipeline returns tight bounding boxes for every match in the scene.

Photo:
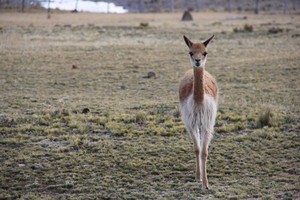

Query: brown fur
[190,44,206,60]
[179,68,218,103]
[193,67,205,104]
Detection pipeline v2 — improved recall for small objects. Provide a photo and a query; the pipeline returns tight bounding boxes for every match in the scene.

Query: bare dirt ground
[0,11,299,199]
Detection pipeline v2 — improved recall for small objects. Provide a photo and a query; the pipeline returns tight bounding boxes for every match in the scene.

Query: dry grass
[0,11,300,199]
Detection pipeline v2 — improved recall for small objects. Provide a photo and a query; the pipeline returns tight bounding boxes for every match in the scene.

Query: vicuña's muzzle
[195,59,201,67]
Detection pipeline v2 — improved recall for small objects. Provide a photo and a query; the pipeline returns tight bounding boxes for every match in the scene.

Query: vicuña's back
[179,35,218,189]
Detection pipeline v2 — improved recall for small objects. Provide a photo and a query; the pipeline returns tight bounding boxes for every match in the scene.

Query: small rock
[82,108,90,114]
[19,164,26,168]
[71,129,80,134]
[268,27,283,34]
[143,71,156,79]
[292,33,300,38]
[181,10,193,21]
[61,109,70,116]
[72,64,77,69]
[285,168,296,175]
[31,163,43,170]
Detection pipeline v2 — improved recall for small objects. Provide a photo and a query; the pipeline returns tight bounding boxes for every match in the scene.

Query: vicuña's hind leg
[200,133,212,189]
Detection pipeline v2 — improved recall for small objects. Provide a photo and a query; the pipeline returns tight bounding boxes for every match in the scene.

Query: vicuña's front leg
[201,137,210,189]
[191,131,202,181]
[201,151,208,189]
[195,149,201,181]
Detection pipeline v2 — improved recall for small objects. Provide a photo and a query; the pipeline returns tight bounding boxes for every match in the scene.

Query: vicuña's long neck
[193,67,204,104]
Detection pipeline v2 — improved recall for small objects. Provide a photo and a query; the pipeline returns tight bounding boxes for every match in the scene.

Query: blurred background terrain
[0,0,299,199]
[1,0,300,13]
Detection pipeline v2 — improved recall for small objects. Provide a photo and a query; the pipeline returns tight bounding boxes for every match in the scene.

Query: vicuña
[179,35,218,189]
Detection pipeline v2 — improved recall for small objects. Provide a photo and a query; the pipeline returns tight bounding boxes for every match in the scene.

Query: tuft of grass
[253,128,279,140]
[135,111,147,124]
[215,113,248,133]
[256,108,273,128]
[138,22,149,29]
[233,24,253,33]
[268,27,283,34]
[244,24,253,32]
[255,108,281,128]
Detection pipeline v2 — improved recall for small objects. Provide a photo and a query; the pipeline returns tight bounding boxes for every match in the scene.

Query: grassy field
[0,11,300,199]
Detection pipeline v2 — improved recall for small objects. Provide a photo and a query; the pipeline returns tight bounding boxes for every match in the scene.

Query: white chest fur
[180,94,217,136]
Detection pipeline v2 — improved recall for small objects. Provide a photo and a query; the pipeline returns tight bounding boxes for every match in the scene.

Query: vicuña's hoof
[202,185,209,190]
[202,181,209,190]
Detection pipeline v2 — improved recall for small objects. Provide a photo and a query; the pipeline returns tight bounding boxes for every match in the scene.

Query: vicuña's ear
[203,35,214,47]
[183,35,193,48]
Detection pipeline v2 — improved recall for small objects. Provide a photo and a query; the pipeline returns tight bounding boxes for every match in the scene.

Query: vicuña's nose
[195,59,200,62]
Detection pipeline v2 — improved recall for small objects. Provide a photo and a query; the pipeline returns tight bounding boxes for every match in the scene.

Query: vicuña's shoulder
[183,68,195,76]
[204,70,214,77]
[182,69,194,79]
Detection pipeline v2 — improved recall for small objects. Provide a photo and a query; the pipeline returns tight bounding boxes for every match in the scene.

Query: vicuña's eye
[203,52,208,56]
[189,52,194,56]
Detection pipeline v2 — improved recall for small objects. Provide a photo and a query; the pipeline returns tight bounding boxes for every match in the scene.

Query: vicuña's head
[183,35,214,68]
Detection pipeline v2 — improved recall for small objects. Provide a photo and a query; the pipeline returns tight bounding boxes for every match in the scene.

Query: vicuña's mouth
[195,62,200,67]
